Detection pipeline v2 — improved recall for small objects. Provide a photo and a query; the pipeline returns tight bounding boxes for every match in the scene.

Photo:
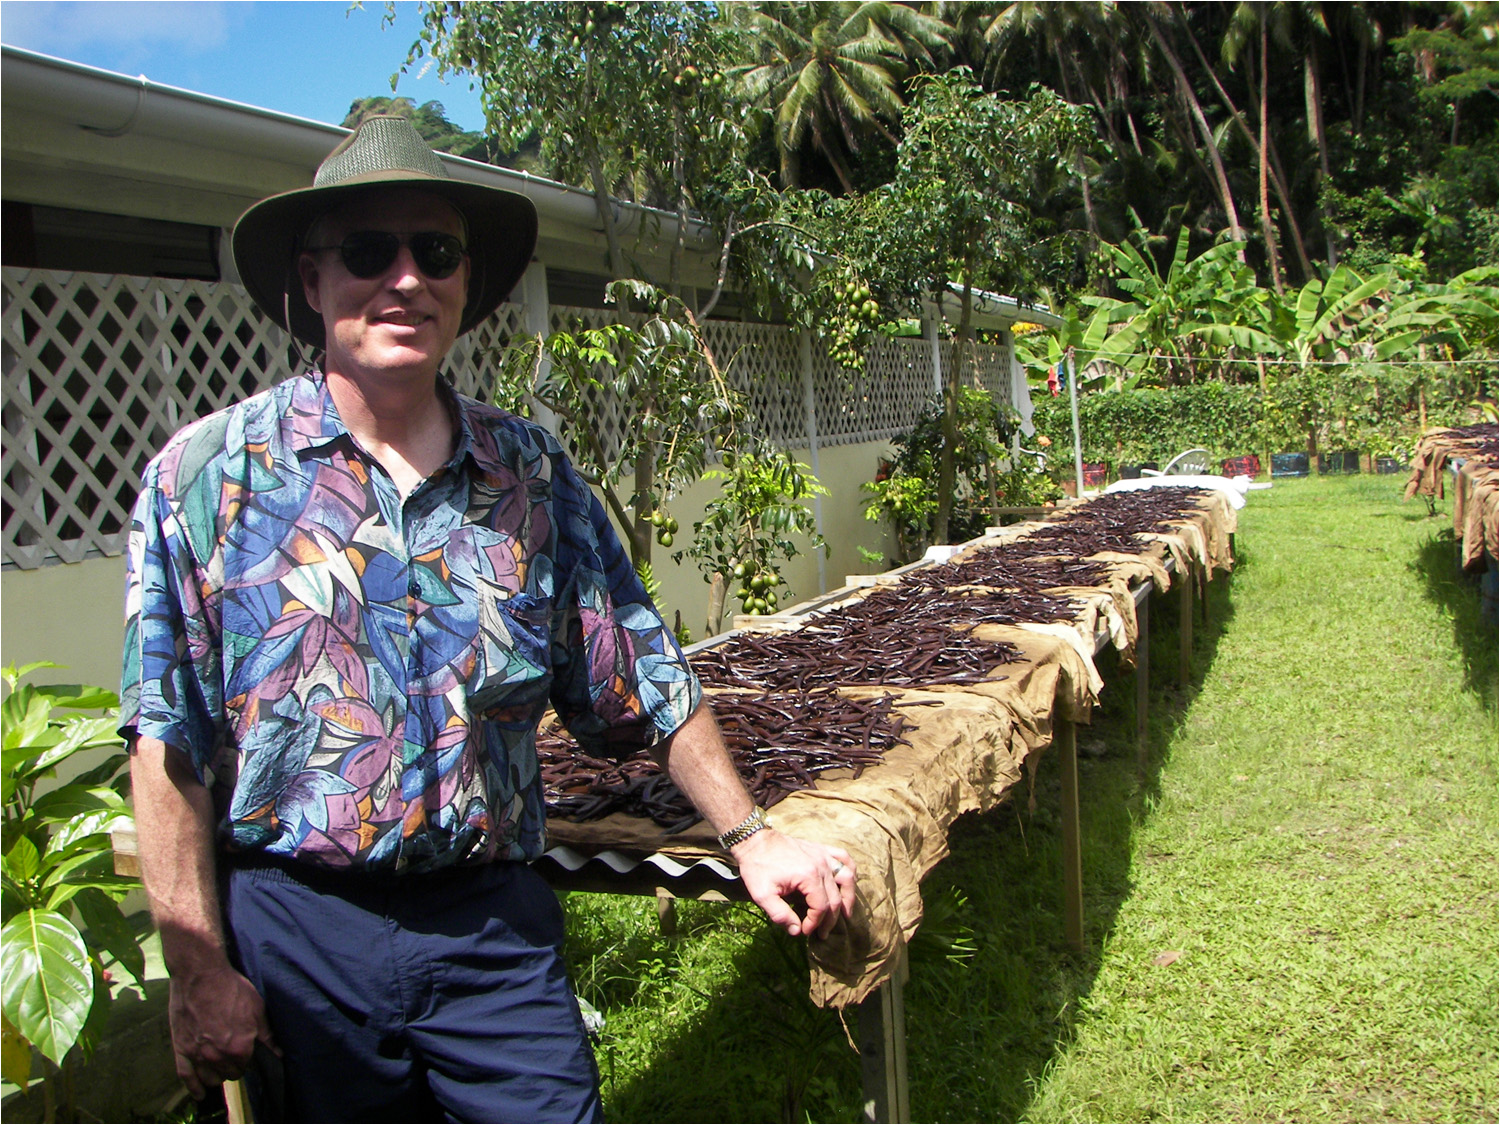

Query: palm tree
[734,2,951,192]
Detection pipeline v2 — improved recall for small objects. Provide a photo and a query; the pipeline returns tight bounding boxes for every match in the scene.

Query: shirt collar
[283,370,477,475]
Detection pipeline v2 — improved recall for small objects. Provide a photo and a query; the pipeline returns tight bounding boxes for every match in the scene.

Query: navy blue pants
[224,860,603,1123]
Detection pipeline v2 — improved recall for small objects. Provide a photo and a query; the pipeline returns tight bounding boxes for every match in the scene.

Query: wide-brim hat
[232,115,538,348]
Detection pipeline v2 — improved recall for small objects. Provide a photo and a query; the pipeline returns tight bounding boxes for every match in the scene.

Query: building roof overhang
[0,45,717,282]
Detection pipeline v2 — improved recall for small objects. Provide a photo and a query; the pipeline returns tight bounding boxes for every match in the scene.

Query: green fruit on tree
[658,531,673,548]
[666,518,679,534]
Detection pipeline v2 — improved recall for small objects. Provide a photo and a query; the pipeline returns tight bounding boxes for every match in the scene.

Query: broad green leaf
[5,835,40,885]
[1373,330,1423,360]
[2,692,53,754]
[3,661,63,688]
[31,718,121,776]
[45,876,138,912]
[70,889,145,987]
[0,909,93,1066]
[0,1012,30,1091]
[61,754,129,791]
[1080,307,1111,354]
[32,685,118,711]
[30,785,126,825]
[37,846,114,888]
[45,812,133,863]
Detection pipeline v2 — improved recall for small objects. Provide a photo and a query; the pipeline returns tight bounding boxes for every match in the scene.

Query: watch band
[717,807,770,850]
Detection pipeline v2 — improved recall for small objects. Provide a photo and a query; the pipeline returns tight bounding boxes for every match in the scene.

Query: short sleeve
[547,455,701,759]
[119,467,224,783]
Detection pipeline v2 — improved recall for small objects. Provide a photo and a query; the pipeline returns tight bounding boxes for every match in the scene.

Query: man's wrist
[716,806,771,850]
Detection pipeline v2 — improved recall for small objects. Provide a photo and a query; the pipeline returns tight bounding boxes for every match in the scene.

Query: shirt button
[408,578,420,598]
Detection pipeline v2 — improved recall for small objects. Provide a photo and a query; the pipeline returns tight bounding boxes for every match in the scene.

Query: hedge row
[1025,364,1487,467]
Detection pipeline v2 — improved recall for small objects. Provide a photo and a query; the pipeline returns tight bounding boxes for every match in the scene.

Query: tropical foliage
[491,280,825,633]
[1,665,139,1092]
[405,0,1496,290]
[396,0,1496,563]
[862,387,1022,561]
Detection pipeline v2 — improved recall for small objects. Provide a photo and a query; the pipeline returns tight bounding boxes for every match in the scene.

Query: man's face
[298,190,470,384]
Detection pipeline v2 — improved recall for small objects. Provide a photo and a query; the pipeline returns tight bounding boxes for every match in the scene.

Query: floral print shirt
[121,371,700,872]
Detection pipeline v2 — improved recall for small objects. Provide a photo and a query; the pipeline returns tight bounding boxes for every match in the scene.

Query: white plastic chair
[1141,447,1211,477]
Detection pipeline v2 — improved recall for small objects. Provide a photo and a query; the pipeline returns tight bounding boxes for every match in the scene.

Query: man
[122,116,856,1123]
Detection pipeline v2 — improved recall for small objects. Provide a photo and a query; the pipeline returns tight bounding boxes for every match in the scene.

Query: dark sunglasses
[305,230,467,280]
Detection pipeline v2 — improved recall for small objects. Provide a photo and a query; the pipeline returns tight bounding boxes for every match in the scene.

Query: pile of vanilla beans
[537,689,915,830]
[539,486,1212,831]
[1443,421,1498,464]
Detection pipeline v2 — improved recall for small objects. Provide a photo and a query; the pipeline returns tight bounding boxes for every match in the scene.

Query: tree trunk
[934,274,974,546]
[1146,15,1247,251]
[706,571,728,637]
[1175,3,1312,280]
[588,142,628,281]
[631,417,655,567]
[669,102,687,294]
[1258,16,1284,294]
[1354,36,1367,134]
[1305,45,1339,267]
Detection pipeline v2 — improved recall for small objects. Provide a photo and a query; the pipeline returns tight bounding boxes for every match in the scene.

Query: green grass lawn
[566,473,1498,1123]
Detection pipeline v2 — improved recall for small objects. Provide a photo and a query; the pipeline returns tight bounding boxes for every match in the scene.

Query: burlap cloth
[1454,459,1499,569]
[1404,426,1497,501]
[1403,427,1497,570]
[545,657,1061,1008]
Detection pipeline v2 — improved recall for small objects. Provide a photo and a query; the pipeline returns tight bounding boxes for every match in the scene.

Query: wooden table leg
[1199,561,1211,630]
[1135,594,1150,771]
[1057,716,1084,954]
[656,889,678,935]
[859,940,910,1123]
[1177,567,1193,685]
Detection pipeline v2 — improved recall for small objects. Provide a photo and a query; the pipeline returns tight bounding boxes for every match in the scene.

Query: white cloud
[1,1,239,57]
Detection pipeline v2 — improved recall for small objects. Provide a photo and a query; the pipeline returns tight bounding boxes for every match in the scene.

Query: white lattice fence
[3,268,953,569]
[3,270,294,567]
[701,320,803,446]
[0,267,527,569]
[812,334,937,446]
[447,303,527,402]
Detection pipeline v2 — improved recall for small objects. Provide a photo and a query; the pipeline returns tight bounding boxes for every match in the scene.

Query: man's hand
[652,703,858,938]
[731,828,856,939]
[167,959,278,1100]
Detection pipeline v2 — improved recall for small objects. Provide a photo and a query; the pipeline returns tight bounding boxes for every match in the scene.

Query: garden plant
[1,665,140,1112]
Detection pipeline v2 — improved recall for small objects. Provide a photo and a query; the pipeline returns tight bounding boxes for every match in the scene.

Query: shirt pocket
[470,588,554,718]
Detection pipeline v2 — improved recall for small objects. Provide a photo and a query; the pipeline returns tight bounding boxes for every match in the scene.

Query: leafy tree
[688,451,827,630]
[872,68,1091,541]
[408,1,750,291]
[491,281,826,634]
[731,1,951,192]
[861,387,1018,561]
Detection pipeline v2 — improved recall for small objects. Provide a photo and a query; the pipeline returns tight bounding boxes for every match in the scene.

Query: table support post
[655,890,678,935]
[1177,568,1193,685]
[1199,562,1211,630]
[1135,594,1150,771]
[1057,716,1084,953]
[859,941,910,1123]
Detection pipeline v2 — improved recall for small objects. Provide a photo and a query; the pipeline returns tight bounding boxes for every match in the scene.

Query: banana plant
[1,663,140,1091]
[1077,224,1278,385]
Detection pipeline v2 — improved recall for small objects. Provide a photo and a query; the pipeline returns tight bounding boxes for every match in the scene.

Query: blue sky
[0,1,488,130]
